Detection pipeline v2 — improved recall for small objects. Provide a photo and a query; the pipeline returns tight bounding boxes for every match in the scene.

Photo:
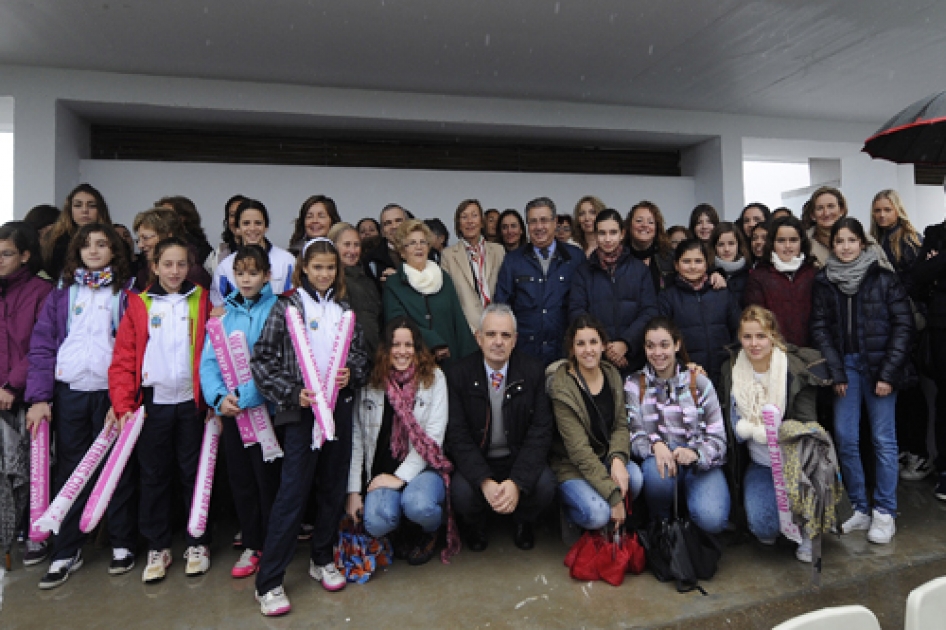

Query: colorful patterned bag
[334,518,393,584]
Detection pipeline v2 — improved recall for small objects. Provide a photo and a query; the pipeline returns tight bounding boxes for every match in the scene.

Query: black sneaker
[109,548,136,575]
[407,531,439,566]
[23,540,48,567]
[38,550,83,590]
[935,473,946,501]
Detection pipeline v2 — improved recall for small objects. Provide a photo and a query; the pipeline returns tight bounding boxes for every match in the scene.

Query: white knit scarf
[403,260,444,295]
[732,346,788,444]
[771,252,805,273]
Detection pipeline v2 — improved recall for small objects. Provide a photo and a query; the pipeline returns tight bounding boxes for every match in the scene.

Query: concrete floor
[2,480,946,630]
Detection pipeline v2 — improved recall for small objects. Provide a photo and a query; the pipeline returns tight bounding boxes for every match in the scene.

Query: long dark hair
[291,195,340,246]
[43,183,112,267]
[0,221,43,275]
[61,223,131,293]
[760,215,811,265]
[292,238,347,301]
[369,316,437,389]
[643,316,691,365]
[564,314,609,368]
[829,216,868,250]
[222,194,246,249]
[497,209,527,250]
[709,222,749,262]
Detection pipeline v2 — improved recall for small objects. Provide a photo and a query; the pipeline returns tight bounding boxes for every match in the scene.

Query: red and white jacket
[108,281,210,416]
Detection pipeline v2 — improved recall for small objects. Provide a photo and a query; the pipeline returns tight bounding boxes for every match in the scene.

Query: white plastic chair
[772,604,880,630]
[905,576,946,630]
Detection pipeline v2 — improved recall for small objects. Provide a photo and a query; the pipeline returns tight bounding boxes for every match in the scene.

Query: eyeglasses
[405,240,429,249]
[527,217,554,226]
[135,233,159,245]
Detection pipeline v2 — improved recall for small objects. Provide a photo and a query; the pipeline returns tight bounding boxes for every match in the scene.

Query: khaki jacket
[440,240,505,332]
[549,361,630,507]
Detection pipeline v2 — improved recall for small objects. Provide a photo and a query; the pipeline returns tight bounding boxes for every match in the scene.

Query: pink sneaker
[231,549,261,579]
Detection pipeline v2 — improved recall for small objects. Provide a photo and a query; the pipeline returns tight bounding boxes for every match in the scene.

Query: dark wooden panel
[915,164,946,186]
[91,125,681,177]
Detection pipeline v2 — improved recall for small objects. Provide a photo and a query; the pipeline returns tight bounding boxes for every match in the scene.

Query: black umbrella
[863,90,946,165]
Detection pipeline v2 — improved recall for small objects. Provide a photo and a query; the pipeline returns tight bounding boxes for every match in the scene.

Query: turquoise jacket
[200,284,278,414]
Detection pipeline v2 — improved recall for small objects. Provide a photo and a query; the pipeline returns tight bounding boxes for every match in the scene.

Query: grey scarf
[825,248,878,295]
[715,257,746,274]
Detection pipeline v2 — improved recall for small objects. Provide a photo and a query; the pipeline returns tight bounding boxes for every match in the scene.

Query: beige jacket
[440,239,505,332]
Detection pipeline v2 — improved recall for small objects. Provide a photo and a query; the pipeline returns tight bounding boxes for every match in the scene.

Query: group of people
[0,182,934,616]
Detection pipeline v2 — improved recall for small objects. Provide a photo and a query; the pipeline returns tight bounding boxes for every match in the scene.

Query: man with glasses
[494,197,583,365]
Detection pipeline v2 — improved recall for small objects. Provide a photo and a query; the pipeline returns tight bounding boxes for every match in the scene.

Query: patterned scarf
[463,237,490,306]
[596,246,623,277]
[386,365,460,562]
[74,267,113,289]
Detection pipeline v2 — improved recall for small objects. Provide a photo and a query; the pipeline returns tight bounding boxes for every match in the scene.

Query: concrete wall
[79,159,696,248]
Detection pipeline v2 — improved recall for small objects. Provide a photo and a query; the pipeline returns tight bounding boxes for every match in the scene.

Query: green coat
[382,264,477,367]
[549,361,630,507]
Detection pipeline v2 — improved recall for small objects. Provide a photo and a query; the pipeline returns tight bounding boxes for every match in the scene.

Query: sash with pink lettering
[762,403,801,544]
[29,419,50,542]
[187,415,222,539]
[207,317,258,446]
[285,306,355,450]
[228,330,283,461]
[80,407,145,533]
[34,423,118,535]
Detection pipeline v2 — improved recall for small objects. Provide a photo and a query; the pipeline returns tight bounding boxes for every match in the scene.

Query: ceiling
[3,0,946,125]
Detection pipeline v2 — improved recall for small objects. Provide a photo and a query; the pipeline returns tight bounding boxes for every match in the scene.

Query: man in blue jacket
[494,197,584,366]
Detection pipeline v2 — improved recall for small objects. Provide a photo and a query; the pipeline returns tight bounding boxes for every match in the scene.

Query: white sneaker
[867,510,896,544]
[256,586,291,616]
[841,510,871,534]
[795,538,812,563]
[184,545,211,576]
[308,559,346,592]
[142,549,172,583]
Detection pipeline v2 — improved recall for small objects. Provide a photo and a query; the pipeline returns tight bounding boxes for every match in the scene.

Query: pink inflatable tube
[79,407,145,533]
[187,415,222,539]
[34,423,118,535]
[324,311,355,409]
[228,330,283,461]
[207,318,258,446]
[286,306,355,450]
[763,404,801,544]
[29,420,50,542]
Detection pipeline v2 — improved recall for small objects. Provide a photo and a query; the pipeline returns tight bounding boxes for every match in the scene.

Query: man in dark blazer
[446,303,556,551]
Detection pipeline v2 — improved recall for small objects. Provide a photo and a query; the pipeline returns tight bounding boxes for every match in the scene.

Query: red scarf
[596,246,623,277]
[386,365,460,562]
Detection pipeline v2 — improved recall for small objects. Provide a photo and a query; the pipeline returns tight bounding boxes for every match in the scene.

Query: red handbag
[564,530,604,581]
[565,496,645,585]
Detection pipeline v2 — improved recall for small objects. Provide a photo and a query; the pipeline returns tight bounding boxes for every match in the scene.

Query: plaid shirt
[625,364,727,471]
[251,291,369,414]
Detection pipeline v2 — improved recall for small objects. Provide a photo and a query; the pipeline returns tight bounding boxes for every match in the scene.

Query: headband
[302,237,336,257]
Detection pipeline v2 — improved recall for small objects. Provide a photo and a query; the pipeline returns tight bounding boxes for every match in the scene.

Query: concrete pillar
[681,133,744,219]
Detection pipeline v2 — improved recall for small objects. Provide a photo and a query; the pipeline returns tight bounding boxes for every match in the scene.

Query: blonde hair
[394,219,435,253]
[327,221,356,243]
[573,195,606,250]
[869,189,922,263]
[738,305,786,352]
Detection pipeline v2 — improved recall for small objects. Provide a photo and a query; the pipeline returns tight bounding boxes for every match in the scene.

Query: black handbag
[638,475,721,595]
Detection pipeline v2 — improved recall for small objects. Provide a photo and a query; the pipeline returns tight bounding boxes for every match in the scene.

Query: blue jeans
[744,461,779,542]
[834,354,898,515]
[559,461,643,530]
[640,457,730,534]
[364,470,445,536]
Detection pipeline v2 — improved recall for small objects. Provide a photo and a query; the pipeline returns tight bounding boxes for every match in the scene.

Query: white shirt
[56,286,114,391]
[298,288,344,383]
[142,291,194,404]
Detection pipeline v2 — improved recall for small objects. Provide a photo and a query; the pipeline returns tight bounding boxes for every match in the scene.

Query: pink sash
[80,407,145,533]
[228,330,283,461]
[187,415,222,539]
[34,423,119,535]
[763,403,801,544]
[207,318,258,445]
[285,306,355,449]
[29,420,50,542]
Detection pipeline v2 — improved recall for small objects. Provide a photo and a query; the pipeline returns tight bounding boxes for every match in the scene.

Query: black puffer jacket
[657,276,740,385]
[810,262,915,389]
[912,222,946,327]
